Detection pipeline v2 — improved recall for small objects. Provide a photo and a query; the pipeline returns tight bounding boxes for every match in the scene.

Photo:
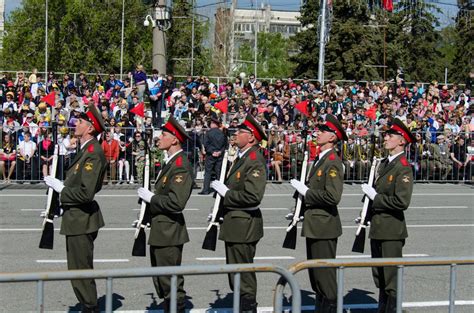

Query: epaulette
[87,144,94,153]
[176,155,183,167]
[249,151,257,160]
[400,156,409,166]
[329,153,336,161]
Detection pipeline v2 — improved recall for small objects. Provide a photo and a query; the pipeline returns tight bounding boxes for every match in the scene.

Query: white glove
[362,183,377,201]
[290,179,309,197]
[138,187,154,203]
[44,176,64,193]
[211,180,229,197]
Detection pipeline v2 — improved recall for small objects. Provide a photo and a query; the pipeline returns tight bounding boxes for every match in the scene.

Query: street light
[143,15,156,27]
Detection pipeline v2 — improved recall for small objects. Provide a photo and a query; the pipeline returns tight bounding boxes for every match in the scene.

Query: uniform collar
[165,149,183,164]
[388,150,404,163]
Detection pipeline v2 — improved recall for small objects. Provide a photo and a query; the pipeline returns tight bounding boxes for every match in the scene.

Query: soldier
[210,114,267,313]
[361,118,415,313]
[342,135,356,180]
[44,103,107,313]
[290,114,347,313]
[355,136,370,181]
[137,116,193,313]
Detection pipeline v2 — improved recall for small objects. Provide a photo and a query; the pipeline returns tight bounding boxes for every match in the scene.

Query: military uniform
[56,104,107,312]
[342,140,355,180]
[365,118,415,313]
[148,151,192,309]
[302,148,343,310]
[216,115,267,312]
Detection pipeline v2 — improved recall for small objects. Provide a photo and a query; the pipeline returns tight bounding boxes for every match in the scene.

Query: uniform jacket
[219,146,266,243]
[369,153,413,240]
[148,151,192,246]
[60,138,107,236]
[302,148,343,239]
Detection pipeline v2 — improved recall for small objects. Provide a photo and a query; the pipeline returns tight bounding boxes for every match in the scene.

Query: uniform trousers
[371,239,405,297]
[66,232,98,308]
[225,242,258,304]
[150,245,186,303]
[202,155,223,192]
[306,238,338,301]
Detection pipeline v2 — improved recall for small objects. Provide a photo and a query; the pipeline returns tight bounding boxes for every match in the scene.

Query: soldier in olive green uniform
[137,116,192,313]
[211,114,267,313]
[290,114,347,313]
[44,103,107,313]
[362,118,415,313]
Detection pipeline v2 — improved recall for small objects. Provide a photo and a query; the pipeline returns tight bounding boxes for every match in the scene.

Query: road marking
[36,259,129,263]
[196,256,295,261]
[132,208,200,211]
[337,254,429,258]
[51,300,474,312]
[2,224,473,232]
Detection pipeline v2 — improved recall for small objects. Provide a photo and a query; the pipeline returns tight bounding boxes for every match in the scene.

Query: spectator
[101,131,119,183]
[0,133,17,182]
[38,132,54,179]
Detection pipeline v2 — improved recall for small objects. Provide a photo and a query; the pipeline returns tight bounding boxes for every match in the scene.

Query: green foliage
[167,0,210,75]
[293,0,465,83]
[236,32,296,78]
[1,0,153,74]
[451,10,474,82]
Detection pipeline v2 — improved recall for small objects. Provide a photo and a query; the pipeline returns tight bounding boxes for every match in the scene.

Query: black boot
[177,300,186,313]
[81,305,99,313]
[241,296,257,313]
[377,290,388,313]
[385,295,397,313]
[314,295,323,312]
[322,299,337,313]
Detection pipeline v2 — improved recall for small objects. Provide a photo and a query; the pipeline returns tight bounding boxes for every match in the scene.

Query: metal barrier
[2,127,473,184]
[0,263,301,313]
[274,256,474,313]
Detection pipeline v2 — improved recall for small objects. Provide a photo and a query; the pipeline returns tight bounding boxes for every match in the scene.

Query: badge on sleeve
[74,164,80,173]
[84,162,93,171]
[402,175,410,183]
[329,169,337,178]
[317,170,322,177]
[174,175,184,184]
[237,172,241,179]
[252,170,260,177]
[389,175,393,182]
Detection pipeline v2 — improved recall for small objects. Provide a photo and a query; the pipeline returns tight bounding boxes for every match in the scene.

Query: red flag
[130,102,145,118]
[214,98,229,114]
[365,105,377,121]
[41,92,55,106]
[382,0,393,12]
[295,100,309,117]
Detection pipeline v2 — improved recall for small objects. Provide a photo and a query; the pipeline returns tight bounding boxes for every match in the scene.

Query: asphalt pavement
[0,183,473,312]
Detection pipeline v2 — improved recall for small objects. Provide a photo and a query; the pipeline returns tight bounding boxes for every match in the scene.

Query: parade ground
[0,183,473,312]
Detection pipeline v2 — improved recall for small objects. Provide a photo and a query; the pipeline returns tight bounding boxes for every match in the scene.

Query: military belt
[227,206,259,211]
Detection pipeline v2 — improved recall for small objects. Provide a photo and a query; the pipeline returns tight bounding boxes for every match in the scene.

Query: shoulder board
[400,156,409,166]
[176,155,183,167]
[249,151,257,160]
[329,153,336,161]
[87,144,94,153]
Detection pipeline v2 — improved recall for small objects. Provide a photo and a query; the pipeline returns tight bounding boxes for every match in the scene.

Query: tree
[450,5,474,83]
[236,32,296,79]
[166,0,211,75]
[1,0,153,74]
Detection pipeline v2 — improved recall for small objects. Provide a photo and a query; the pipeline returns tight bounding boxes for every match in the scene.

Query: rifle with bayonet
[39,144,60,249]
[352,155,381,253]
[202,150,229,251]
[132,153,151,256]
[283,150,309,249]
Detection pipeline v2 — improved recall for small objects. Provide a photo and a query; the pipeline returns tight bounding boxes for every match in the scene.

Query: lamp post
[45,0,48,76]
[144,0,171,74]
[120,0,125,80]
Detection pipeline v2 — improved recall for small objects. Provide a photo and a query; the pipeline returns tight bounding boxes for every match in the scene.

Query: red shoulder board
[249,151,257,160]
[176,155,183,167]
[329,153,336,161]
[87,145,94,153]
[400,156,409,166]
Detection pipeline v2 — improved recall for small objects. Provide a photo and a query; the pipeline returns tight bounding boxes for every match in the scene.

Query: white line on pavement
[2,224,473,232]
[52,300,474,312]
[36,259,129,263]
[336,254,429,258]
[196,256,295,261]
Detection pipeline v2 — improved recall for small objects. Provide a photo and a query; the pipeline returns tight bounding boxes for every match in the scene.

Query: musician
[44,103,107,313]
[290,114,347,313]
[361,118,415,313]
[210,114,267,313]
[137,116,193,313]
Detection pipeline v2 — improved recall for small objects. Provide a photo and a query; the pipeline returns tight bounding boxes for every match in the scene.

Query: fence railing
[1,127,472,184]
[0,263,301,313]
[274,256,474,313]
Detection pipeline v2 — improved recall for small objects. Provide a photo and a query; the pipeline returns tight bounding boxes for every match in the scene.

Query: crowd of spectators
[0,67,473,184]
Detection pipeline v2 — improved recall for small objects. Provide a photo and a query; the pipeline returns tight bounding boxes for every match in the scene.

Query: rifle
[202,150,229,251]
[282,150,309,249]
[39,145,60,250]
[132,153,151,256]
[351,156,381,253]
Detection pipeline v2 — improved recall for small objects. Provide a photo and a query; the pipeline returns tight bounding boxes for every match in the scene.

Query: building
[213,3,301,77]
